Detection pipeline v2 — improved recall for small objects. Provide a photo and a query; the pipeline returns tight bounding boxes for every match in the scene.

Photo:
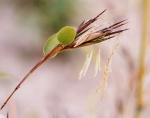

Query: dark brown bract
[64,10,128,49]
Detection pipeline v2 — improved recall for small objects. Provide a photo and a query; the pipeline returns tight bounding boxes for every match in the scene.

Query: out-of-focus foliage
[15,0,77,33]
[0,114,5,118]
[0,72,10,79]
[135,0,149,118]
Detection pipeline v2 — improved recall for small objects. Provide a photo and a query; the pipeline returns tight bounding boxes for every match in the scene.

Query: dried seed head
[94,49,101,77]
[78,51,93,80]
[96,38,120,99]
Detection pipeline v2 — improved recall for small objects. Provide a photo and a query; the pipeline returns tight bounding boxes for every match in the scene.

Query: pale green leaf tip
[57,26,76,46]
[43,33,59,56]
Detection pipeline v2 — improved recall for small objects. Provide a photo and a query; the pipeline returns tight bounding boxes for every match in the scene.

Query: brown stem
[0,44,64,110]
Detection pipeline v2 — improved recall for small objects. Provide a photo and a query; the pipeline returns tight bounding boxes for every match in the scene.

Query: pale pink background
[0,0,149,118]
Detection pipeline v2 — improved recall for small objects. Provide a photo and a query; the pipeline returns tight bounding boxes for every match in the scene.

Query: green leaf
[43,26,76,57]
[43,33,60,56]
[57,26,76,45]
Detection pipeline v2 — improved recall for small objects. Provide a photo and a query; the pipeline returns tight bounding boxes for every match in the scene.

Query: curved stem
[0,44,63,110]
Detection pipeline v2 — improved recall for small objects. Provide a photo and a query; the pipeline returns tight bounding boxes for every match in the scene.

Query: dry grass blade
[94,49,101,77]
[78,51,93,79]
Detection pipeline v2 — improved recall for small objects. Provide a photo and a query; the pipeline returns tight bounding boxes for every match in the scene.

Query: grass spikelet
[74,31,92,47]
[0,10,128,110]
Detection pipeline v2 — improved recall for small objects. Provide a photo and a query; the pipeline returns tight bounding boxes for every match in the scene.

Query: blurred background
[0,0,149,118]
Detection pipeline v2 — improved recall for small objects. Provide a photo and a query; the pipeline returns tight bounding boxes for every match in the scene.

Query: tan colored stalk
[135,0,149,118]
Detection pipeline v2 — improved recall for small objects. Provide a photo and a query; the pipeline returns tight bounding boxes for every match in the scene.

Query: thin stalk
[0,44,63,110]
[135,0,149,118]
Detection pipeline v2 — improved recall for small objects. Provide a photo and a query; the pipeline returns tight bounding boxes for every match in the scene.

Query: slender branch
[0,44,64,110]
